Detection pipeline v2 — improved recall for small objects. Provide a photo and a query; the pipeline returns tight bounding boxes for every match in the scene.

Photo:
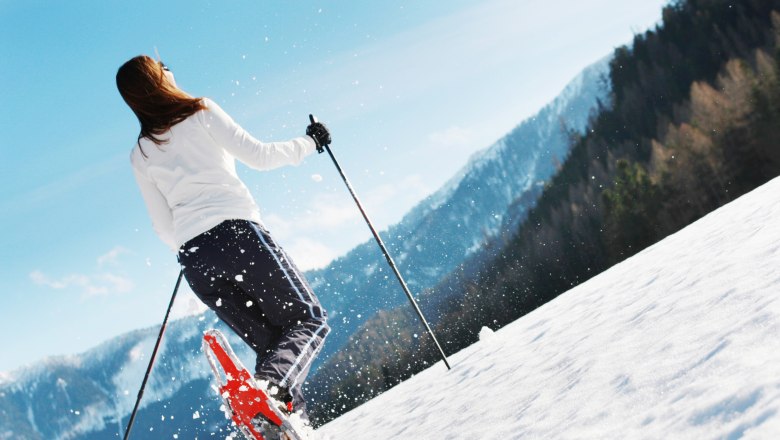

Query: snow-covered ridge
[0,312,243,440]
[417,55,610,217]
[318,176,780,439]
[0,354,83,389]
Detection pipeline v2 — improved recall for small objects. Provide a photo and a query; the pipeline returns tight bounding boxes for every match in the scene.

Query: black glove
[307,115,331,153]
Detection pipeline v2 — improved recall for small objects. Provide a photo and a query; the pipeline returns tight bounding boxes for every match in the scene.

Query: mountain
[412,0,780,365]
[0,57,609,439]
[309,55,610,361]
[318,174,780,439]
[312,0,780,431]
[0,313,241,440]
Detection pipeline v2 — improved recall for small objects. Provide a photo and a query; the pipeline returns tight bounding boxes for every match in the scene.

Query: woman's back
[130,98,315,249]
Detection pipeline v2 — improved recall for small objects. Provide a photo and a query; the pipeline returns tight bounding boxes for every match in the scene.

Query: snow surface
[317,176,780,439]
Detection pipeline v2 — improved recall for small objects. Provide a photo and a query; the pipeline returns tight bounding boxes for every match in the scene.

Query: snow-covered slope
[318,176,780,439]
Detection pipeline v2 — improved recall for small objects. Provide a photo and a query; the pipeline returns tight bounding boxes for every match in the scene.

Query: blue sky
[0,0,668,373]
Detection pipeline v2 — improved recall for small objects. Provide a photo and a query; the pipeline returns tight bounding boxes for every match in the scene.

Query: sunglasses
[159,61,170,72]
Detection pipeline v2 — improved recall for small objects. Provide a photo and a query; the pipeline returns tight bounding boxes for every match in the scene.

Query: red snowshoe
[203,329,303,440]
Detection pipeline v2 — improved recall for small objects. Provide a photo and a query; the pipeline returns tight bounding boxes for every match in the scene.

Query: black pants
[179,220,329,417]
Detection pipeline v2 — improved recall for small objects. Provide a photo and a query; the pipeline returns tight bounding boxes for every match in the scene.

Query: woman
[116,55,330,423]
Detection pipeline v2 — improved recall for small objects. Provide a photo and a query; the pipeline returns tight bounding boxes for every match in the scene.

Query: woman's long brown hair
[116,55,206,154]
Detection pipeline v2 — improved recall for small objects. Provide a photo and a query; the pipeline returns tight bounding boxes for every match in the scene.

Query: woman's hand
[306,116,331,153]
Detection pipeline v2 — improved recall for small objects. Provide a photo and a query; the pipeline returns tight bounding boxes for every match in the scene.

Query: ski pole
[311,115,452,370]
[123,268,185,440]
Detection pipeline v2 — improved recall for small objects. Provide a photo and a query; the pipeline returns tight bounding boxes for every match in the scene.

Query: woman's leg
[179,220,329,417]
[179,223,282,358]
[241,221,329,417]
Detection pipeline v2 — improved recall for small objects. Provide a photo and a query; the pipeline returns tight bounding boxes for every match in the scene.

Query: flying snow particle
[311,174,323,182]
[235,274,244,282]
[188,247,199,253]
[216,298,223,307]
[246,300,253,307]
[193,411,201,419]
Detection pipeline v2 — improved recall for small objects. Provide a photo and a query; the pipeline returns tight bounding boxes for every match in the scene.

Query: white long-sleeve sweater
[130,98,317,251]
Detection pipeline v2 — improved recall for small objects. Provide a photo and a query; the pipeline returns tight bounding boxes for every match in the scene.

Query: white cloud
[99,273,134,293]
[27,246,139,298]
[283,237,340,271]
[428,126,475,149]
[360,174,431,226]
[263,173,433,269]
[97,246,129,266]
[29,270,69,289]
[170,288,209,319]
[261,213,294,238]
[30,270,134,298]
[265,195,359,239]
[304,197,359,229]
[272,174,429,235]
